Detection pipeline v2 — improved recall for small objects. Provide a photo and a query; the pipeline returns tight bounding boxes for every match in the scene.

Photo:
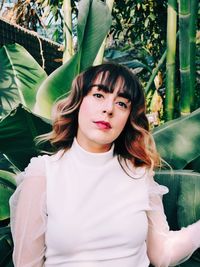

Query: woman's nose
[102,100,114,116]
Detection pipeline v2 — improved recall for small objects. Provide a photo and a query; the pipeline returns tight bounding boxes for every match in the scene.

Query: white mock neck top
[44,138,150,266]
[10,138,200,267]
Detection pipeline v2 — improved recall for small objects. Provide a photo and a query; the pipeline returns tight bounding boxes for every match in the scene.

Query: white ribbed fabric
[9,138,200,267]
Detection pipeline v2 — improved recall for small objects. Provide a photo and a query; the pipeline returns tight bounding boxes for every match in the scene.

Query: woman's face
[76,76,131,152]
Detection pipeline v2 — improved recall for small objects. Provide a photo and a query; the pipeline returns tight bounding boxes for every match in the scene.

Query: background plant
[1,0,199,123]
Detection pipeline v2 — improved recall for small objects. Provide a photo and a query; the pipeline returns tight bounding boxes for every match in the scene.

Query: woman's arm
[10,157,47,267]
[146,177,200,267]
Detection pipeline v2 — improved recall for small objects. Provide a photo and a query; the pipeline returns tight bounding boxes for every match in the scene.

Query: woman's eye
[93,93,104,99]
[117,101,128,109]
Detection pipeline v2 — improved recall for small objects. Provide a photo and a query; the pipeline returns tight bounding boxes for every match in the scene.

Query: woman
[10,63,200,267]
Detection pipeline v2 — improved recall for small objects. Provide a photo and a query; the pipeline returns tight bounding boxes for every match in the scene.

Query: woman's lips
[94,121,111,130]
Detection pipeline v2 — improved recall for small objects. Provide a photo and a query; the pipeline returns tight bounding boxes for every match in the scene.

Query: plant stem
[178,0,191,115]
[145,50,167,95]
[189,0,198,111]
[165,0,177,121]
[62,0,74,64]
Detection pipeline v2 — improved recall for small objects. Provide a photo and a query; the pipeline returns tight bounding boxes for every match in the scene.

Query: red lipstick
[94,121,111,130]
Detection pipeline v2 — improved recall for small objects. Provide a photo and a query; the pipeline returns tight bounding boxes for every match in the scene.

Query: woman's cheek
[79,98,91,116]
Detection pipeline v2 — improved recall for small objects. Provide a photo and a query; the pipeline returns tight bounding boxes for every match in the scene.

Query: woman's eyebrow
[90,84,131,101]
[117,92,131,101]
[90,84,110,93]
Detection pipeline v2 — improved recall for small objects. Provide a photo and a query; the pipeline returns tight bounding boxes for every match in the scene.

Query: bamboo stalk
[145,50,167,95]
[62,0,74,64]
[189,0,198,111]
[165,0,177,121]
[178,0,191,115]
[93,0,114,65]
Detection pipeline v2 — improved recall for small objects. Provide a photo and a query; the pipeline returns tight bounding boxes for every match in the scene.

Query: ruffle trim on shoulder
[147,177,169,211]
[14,155,47,186]
[149,180,169,196]
[24,155,47,177]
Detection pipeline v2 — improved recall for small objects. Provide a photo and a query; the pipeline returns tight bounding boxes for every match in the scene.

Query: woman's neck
[76,138,112,153]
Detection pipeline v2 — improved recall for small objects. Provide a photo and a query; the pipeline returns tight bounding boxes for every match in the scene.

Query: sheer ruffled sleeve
[9,156,47,267]
[146,171,200,267]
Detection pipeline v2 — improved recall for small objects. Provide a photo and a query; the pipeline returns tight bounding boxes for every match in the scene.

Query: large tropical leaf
[122,60,152,73]
[35,0,112,118]
[153,108,200,169]
[0,153,13,173]
[77,0,112,71]
[0,104,52,171]
[0,226,14,267]
[155,170,200,230]
[0,170,16,221]
[177,171,200,228]
[105,49,152,72]
[186,156,200,173]
[0,44,47,117]
[105,49,130,60]
[155,169,200,265]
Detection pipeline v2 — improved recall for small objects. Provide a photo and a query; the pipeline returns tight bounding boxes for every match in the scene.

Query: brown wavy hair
[41,62,160,170]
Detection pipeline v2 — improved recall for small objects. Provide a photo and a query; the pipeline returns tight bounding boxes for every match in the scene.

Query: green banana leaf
[77,0,112,71]
[35,0,112,118]
[0,104,52,171]
[104,48,153,73]
[0,226,14,267]
[153,107,200,169]
[122,60,152,73]
[0,153,13,173]
[155,169,200,264]
[155,170,200,230]
[185,156,200,173]
[0,44,47,117]
[177,171,200,228]
[0,170,16,221]
[105,49,130,60]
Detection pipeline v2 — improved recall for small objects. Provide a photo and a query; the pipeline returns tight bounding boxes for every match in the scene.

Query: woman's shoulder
[27,149,65,168]
[14,150,64,186]
[145,169,169,197]
[22,149,70,179]
[21,150,61,176]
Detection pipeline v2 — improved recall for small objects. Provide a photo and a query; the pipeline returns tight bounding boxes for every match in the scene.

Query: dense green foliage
[2,0,199,122]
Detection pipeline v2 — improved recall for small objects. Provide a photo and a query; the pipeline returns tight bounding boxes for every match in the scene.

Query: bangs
[91,72,134,102]
[81,63,143,104]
